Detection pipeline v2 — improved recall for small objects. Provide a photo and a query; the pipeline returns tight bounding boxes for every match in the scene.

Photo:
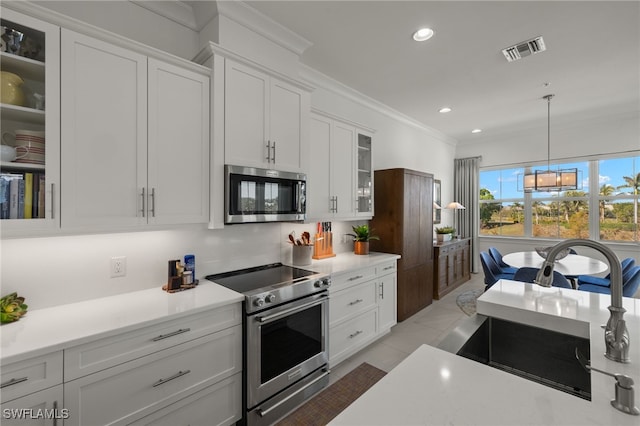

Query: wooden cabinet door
[61,29,147,229]
[224,59,268,168]
[331,122,356,218]
[397,263,431,321]
[147,58,209,225]
[308,114,332,219]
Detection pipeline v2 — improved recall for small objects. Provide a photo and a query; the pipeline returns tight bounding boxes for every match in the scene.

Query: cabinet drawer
[64,325,242,426]
[330,281,377,326]
[376,261,397,276]
[1,384,64,426]
[329,309,377,362]
[128,373,242,426]
[65,304,241,380]
[1,351,63,403]
[331,266,376,290]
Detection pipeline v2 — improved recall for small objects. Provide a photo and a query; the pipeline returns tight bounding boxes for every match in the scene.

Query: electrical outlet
[111,256,126,278]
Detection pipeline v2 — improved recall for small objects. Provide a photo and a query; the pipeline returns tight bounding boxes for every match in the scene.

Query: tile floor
[328,272,486,384]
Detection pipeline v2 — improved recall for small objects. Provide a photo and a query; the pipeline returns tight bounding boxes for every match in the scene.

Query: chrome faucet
[534,239,630,363]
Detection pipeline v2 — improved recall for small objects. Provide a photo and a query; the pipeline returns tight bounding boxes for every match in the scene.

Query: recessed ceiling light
[471,129,482,134]
[438,107,452,113]
[413,28,434,42]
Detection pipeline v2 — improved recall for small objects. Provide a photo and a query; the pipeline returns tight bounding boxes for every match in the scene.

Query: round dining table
[502,251,609,277]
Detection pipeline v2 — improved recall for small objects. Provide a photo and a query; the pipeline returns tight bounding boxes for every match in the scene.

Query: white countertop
[1,252,399,365]
[0,281,243,364]
[297,251,401,276]
[331,280,640,426]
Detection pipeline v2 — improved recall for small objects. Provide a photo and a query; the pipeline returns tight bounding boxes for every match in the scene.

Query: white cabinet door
[331,122,356,218]
[0,385,64,426]
[378,273,397,332]
[147,58,209,225]
[224,60,268,169]
[0,8,60,235]
[224,59,306,172]
[61,29,147,229]
[308,114,332,219]
[269,79,303,171]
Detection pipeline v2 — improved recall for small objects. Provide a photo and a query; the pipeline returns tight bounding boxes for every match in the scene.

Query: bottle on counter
[184,254,195,283]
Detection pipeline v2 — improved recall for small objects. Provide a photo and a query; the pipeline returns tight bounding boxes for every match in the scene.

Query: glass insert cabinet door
[0,8,60,232]
[356,131,372,215]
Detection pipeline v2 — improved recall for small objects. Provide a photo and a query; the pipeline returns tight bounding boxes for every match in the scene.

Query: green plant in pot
[435,226,455,243]
[347,224,379,255]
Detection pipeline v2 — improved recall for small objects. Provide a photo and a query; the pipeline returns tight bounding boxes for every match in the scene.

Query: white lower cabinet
[1,385,65,426]
[128,373,241,426]
[328,260,398,366]
[64,325,241,426]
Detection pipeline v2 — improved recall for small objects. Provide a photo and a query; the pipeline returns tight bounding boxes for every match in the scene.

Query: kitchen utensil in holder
[292,244,313,266]
[313,232,336,260]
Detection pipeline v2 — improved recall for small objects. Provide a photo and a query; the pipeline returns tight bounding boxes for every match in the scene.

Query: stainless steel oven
[225,165,306,224]
[205,263,331,426]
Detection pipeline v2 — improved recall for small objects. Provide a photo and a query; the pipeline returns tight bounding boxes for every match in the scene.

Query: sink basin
[438,315,591,400]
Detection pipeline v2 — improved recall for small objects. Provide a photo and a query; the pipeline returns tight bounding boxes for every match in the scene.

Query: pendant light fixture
[520,94,579,192]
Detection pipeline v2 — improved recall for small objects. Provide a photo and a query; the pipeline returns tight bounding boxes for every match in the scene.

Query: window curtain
[454,157,481,273]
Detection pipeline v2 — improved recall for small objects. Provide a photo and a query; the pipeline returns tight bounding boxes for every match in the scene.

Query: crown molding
[130,1,202,31]
[216,0,312,57]
[300,64,458,146]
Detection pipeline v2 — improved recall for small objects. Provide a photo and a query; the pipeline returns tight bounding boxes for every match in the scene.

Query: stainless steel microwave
[225,165,306,224]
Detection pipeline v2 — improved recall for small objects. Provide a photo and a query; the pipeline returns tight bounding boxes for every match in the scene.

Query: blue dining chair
[480,251,516,289]
[488,247,518,274]
[577,258,635,287]
[513,267,572,289]
[578,266,640,298]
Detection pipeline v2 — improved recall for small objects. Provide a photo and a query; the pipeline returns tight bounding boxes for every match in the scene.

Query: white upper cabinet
[308,112,374,221]
[224,59,308,172]
[61,30,209,230]
[61,29,147,229]
[147,58,209,225]
[0,8,60,235]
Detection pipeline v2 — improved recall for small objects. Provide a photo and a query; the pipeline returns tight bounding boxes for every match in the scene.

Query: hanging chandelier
[519,94,580,192]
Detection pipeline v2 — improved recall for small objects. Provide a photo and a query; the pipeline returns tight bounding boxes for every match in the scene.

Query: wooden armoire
[369,168,434,321]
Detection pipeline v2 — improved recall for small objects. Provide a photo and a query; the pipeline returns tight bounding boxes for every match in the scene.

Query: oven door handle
[255,294,327,323]
[257,368,331,417]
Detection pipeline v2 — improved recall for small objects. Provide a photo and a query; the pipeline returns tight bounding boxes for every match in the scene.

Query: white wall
[1,1,456,309]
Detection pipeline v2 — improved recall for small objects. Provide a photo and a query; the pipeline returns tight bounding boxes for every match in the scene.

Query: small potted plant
[347,224,380,255]
[435,226,455,243]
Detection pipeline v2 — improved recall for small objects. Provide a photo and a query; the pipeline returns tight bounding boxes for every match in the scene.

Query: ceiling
[241,1,639,144]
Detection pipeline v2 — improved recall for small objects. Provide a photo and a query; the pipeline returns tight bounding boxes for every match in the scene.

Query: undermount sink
[438,315,591,400]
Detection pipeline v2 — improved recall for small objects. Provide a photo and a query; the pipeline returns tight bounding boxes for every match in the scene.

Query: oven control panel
[246,274,331,313]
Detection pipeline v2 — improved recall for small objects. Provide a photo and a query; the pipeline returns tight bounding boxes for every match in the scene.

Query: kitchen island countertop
[331,279,640,425]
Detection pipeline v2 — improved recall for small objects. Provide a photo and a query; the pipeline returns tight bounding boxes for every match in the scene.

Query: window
[479,155,639,242]
[598,156,639,242]
[479,168,524,236]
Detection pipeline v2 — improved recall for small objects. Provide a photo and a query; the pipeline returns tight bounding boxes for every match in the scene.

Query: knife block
[313,232,336,260]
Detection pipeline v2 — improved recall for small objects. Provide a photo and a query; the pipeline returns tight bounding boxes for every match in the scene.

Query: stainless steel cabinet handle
[151,328,191,341]
[150,188,156,217]
[379,283,384,299]
[349,299,363,306]
[349,330,363,339]
[348,275,363,281]
[1,377,28,388]
[383,265,394,271]
[140,187,146,217]
[50,183,55,219]
[152,370,191,387]
[272,140,276,163]
[266,141,271,162]
[53,400,58,426]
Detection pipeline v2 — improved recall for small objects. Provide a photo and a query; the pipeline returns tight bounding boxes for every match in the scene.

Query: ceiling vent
[502,36,546,62]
